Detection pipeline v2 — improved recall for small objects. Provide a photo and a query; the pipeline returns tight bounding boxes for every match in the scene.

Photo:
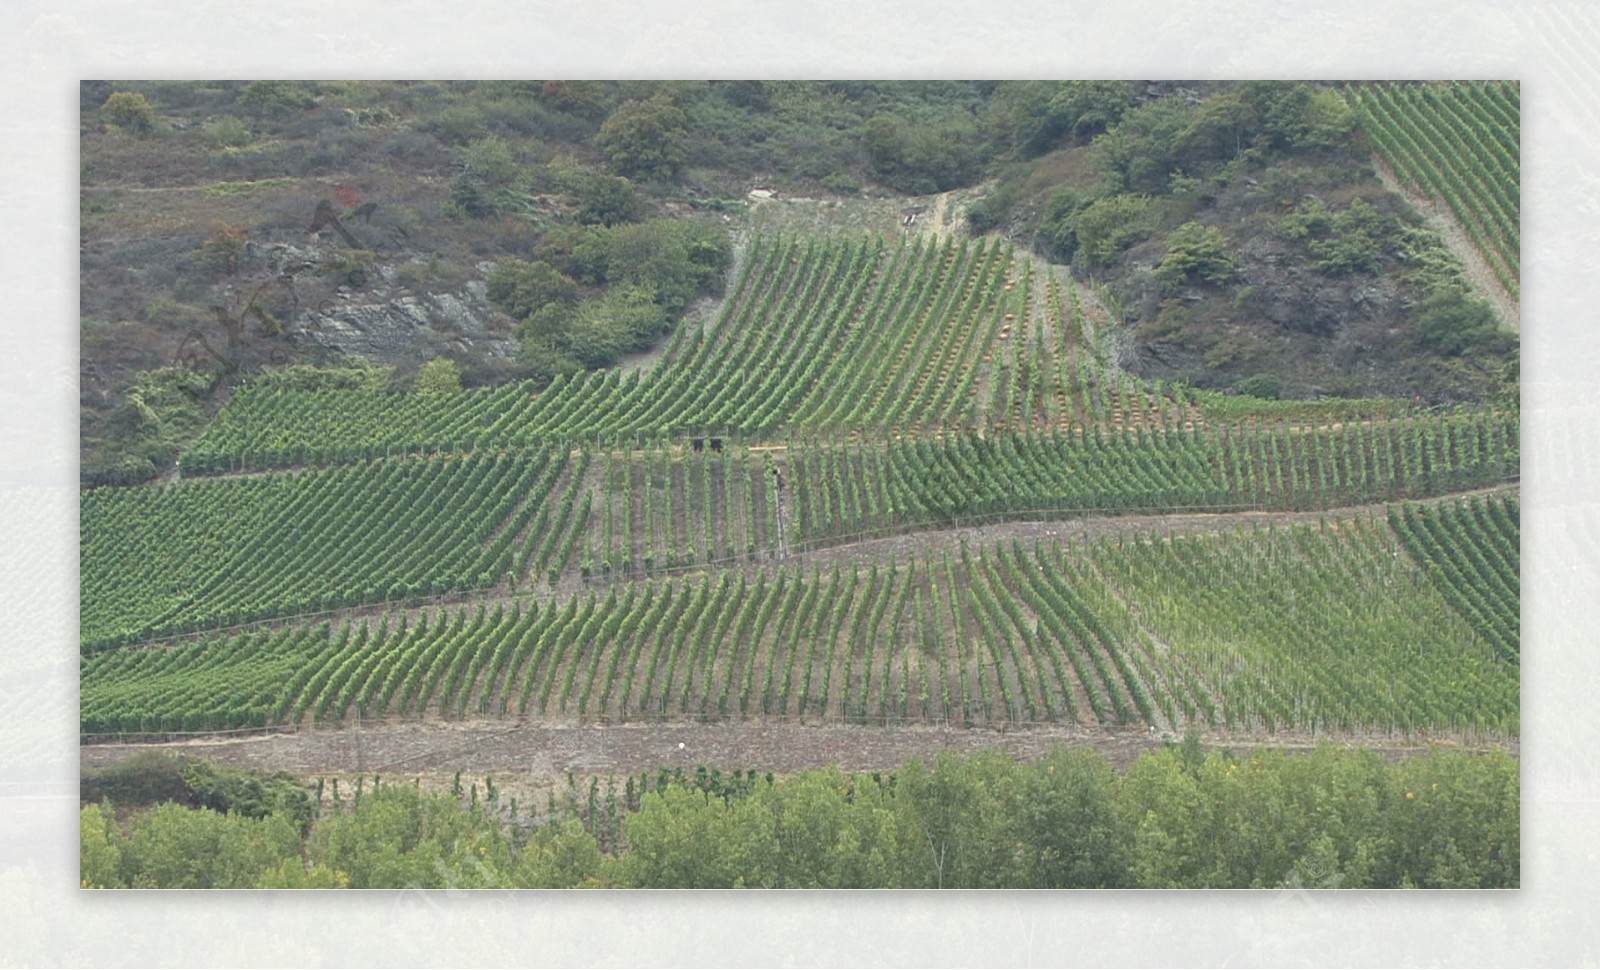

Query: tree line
[82,742,1517,889]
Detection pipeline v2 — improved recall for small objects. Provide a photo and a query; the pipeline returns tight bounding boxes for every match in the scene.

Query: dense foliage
[83,745,1519,889]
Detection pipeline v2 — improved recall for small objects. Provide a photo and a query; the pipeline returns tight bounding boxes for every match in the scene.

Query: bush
[1074,194,1158,267]
[200,115,252,150]
[1154,221,1236,289]
[432,105,487,146]
[238,80,313,118]
[414,358,463,395]
[1413,288,1505,356]
[576,174,647,226]
[1281,197,1394,276]
[1032,186,1088,262]
[1234,373,1284,400]
[199,222,248,276]
[102,91,159,135]
[487,259,579,322]
[991,81,1138,158]
[861,114,981,195]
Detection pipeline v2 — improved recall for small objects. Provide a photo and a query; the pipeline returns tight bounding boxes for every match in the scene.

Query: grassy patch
[200,177,299,197]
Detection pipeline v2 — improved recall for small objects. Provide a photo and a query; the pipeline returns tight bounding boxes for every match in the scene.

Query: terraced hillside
[81,503,1520,738]
[82,231,1521,747]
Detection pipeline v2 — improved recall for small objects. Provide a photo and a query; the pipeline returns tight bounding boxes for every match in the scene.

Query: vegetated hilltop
[80,80,1516,486]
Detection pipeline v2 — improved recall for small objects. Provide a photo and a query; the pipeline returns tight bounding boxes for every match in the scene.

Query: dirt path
[1372,156,1520,332]
[78,717,1515,786]
[920,190,956,239]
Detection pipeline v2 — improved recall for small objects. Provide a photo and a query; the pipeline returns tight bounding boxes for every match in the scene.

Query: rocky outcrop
[245,242,519,369]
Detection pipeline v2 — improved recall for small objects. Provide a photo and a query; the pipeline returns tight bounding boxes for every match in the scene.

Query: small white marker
[678,742,685,750]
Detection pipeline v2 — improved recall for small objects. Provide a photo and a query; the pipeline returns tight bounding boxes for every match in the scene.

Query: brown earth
[78,716,1515,796]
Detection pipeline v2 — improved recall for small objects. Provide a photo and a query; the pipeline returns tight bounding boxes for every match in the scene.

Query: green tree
[992,81,1138,157]
[79,803,125,888]
[517,333,583,386]
[861,115,980,194]
[564,284,668,367]
[1033,186,1089,262]
[257,860,350,888]
[727,769,868,888]
[461,135,521,187]
[1091,97,1197,194]
[593,219,733,313]
[1310,198,1393,275]
[1379,751,1519,888]
[614,785,739,887]
[308,785,513,888]
[538,80,611,119]
[513,818,604,888]
[120,804,303,888]
[597,96,690,181]
[1116,747,1213,887]
[893,751,1021,888]
[1012,749,1128,887]
[451,135,526,217]
[1239,81,1354,152]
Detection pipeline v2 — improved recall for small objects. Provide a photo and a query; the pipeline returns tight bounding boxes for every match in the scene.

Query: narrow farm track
[78,717,1517,784]
[1372,156,1521,332]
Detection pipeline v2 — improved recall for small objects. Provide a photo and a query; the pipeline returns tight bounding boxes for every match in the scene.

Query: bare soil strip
[78,718,1516,785]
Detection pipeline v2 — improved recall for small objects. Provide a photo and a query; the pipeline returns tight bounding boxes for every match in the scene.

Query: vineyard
[82,229,1520,748]
[177,234,1202,475]
[82,406,1518,650]
[80,512,1519,737]
[1347,80,1520,299]
[80,448,588,650]
[1390,494,1520,664]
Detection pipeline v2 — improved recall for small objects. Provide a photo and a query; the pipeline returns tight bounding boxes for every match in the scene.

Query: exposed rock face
[300,288,517,367]
[248,243,518,370]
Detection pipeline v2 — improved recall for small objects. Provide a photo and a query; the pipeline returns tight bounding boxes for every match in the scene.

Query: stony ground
[80,716,1516,798]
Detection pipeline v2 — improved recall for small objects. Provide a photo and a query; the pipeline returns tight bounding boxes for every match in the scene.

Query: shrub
[487,259,579,322]
[1234,373,1284,400]
[432,105,487,146]
[238,80,313,118]
[1074,194,1157,267]
[1033,186,1088,262]
[102,91,159,134]
[200,115,252,150]
[1154,221,1236,289]
[414,358,463,395]
[1412,288,1504,356]
[198,222,248,276]
[576,174,647,226]
[1281,197,1394,276]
